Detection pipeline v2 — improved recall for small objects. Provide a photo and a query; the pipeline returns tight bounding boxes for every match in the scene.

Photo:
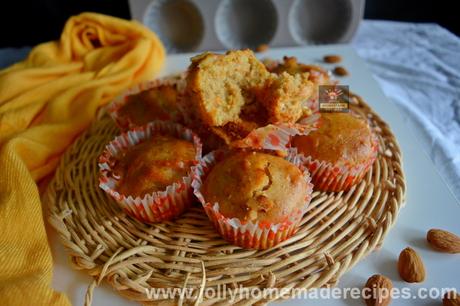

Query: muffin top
[118,84,183,125]
[292,113,375,166]
[115,135,196,197]
[202,151,308,223]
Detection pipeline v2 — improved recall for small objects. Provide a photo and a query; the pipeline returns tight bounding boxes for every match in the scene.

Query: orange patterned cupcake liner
[191,149,313,249]
[230,113,320,152]
[107,74,186,131]
[294,133,379,192]
[98,121,202,223]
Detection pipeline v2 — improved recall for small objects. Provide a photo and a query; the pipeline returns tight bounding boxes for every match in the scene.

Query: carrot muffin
[257,71,313,124]
[192,149,313,249]
[266,56,334,112]
[202,151,309,224]
[116,84,183,127]
[99,121,202,223]
[184,50,315,145]
[185,49,269,127]
[114,135,196,198]
[292,112,377,191]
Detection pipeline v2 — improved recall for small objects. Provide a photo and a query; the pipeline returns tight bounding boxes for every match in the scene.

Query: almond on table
[397,247,426,283]
[364,274,393,306]
[323,54,342,63]
[427,229,460,254]
[443,291,460,306]
[333,66,349,76]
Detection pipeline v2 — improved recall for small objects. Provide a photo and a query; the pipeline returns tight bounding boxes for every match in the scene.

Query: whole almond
[323,54,342,63]
[333,66,349,76]
[427,229,460,253]
[364,274,393,306]
[443,291,460,306]
[397,247,425,283]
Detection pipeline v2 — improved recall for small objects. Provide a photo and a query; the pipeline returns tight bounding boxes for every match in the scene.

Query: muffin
[257,72,313,124]
[116,84,183,127]
[184,50,315,146]
[115,135,196,198]
[99,121,202,223]
[185,49,269,127]
[108,75,186,130]
[266,56,335,112]
[192,150,313,249]
[292,112,378,192]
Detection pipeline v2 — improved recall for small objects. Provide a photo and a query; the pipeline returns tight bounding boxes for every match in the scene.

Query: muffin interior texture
[257,71,313,124]
[115,135,196,197]
[184,50,314,144]
[186,49,269,126]
[202,151,308,223]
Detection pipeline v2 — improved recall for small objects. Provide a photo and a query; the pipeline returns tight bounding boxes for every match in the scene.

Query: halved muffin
[184,50,315,145]
[185,49,269,127]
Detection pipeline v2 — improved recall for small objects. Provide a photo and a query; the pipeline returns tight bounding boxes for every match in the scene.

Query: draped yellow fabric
[0,12,165,305]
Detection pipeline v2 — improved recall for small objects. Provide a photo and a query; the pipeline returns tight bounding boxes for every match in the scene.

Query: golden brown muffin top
[118,84,183,125]
[292,113,375,165]
[202,151,308,223]
[115,135,196,197]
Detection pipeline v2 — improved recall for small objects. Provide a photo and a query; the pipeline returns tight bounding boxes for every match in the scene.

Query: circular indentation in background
[215,0,278,50]
[144,0,204,53]
[289,0,353,45]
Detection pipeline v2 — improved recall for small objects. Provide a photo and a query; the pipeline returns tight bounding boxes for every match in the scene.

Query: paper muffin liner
[230,113,320,152]
[191,149,313,249]
[294,132,379,192]
[98,121,202,223]
[107,73,187,131]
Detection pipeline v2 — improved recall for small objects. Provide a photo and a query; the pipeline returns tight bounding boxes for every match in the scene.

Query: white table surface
[50,45,460,306]
[353,21,460,202]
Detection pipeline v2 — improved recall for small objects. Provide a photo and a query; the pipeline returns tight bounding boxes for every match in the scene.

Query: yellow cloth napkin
[0,12,165,305]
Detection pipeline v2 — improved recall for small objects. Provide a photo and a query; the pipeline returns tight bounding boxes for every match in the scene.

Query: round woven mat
[44,94,406,306]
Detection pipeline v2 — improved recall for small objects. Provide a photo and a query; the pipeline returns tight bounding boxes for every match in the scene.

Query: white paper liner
[98,121,202,223]
[191,149,313,249]
[106,73,187,130]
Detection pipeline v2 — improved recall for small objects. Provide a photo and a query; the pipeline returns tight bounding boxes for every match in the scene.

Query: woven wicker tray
[44,93,406,306]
